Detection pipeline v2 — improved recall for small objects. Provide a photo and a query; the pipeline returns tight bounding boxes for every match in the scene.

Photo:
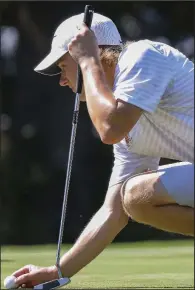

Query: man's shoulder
[117,39,168,70]
[120,39,150,57]
[121,39,173,59]
[123,39,188,61]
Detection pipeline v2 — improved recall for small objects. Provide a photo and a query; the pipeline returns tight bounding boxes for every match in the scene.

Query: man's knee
[120,174,150,220]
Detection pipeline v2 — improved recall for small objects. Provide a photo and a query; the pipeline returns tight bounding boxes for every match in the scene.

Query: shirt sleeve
[113,41,173,113]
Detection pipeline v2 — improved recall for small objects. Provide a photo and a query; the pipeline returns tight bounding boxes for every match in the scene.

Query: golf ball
[4,276,17,289]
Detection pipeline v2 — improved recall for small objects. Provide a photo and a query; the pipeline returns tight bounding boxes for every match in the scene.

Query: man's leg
[121,162,194,236]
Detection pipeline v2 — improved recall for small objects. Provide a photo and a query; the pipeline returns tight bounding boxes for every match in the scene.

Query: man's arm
[68,25,142,144]
[58,183,128,278]
[80,58,143,144]
[13,183,128,287]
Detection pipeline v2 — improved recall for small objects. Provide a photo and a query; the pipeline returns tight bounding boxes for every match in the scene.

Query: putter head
[33,277,70,289]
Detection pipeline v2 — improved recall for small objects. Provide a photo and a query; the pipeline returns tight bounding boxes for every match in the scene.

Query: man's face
[57,53,86,101]
[56,51,116,102]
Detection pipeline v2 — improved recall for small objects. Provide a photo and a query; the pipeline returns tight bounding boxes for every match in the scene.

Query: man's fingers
[12,264,38,278]
[11,265,50,288]
[21,282,34,288]
[15,273,32,287]
[12,266,30,277]
[77,23,89,33]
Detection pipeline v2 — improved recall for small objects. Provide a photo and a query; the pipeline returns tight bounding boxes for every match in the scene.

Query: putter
[33,5,94,290]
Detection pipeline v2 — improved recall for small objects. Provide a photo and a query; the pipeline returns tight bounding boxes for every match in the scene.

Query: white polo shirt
[109,40,194,186]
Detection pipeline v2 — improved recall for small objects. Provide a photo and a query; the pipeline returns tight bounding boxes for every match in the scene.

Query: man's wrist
[79,56,101,71]
[48,265,59,280]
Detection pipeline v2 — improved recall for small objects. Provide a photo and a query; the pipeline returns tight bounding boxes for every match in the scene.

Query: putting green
[1,240,194,288]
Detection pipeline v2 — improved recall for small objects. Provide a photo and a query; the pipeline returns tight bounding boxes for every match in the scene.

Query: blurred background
[1,1,194,245]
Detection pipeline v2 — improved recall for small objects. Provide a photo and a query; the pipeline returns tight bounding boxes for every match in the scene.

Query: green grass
[1,240,194,289]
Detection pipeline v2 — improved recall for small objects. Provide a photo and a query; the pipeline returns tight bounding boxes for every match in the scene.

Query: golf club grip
[76,5,94,94]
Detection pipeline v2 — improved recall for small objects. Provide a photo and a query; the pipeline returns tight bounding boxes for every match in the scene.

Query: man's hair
[99,41,132,66]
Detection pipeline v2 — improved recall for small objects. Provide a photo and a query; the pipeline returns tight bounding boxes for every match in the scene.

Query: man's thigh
[121,161,194,208]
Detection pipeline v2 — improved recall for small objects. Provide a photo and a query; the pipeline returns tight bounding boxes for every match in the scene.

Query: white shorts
[109,160,194,208]
[157,162,194,207]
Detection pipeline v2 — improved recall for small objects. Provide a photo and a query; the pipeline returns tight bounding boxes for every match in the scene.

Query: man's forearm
[59,206,128,278]
[80,57,117,140]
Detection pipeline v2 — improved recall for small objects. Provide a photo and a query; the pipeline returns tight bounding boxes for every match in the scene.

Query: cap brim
[34,49,67,76]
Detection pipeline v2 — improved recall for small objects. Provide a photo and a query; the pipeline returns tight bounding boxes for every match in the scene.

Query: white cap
[34,12,122,75]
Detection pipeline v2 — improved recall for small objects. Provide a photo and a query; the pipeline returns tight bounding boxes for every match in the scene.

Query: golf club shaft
[55,5,94,279]
[55,94,80,279]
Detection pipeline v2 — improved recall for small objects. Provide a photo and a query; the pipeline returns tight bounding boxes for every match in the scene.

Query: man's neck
[102,60,117,91]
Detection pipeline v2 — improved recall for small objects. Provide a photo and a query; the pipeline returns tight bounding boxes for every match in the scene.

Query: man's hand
[68,23,100,66]
[12,264,58,288]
